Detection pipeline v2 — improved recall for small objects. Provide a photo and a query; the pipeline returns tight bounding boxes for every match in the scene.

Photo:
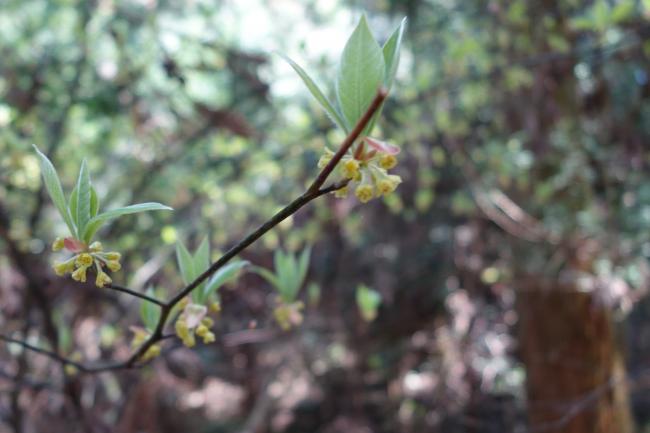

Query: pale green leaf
[356,284,382,322]
[192,237,211,302]
[90,186,99,217]
[336,15,385,128]
[32,145,76,235]
[82,202,172,243]
[140,287,161,332]
[176,241,196,286]
[281,54,349,132]
[382,17,407,90]
[200,260,249,304]
[75,159,91,239]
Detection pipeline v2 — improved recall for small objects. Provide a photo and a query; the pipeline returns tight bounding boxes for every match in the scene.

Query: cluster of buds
[130,327,162,362]
[174,298,216,347]
[273,298,305,331]
[318,137,402,203]
[52,238,122,288]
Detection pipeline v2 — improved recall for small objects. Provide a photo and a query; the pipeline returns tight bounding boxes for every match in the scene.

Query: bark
[517,283,633,433]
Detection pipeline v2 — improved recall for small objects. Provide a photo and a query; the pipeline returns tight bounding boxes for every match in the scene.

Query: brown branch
[1,88,388,373]
[106,284,165,307]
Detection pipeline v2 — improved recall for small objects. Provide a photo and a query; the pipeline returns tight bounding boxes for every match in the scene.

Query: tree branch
[1,87,388,373]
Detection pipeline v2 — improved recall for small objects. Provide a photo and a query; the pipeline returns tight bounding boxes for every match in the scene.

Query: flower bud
[89,241,103,252]
[95,271,112,288]
[52,237,65,252]
[196,324,209,337]
[106,260,121,272]
[104,252,121,261]
[71,266,87,283]
[202,332,216,344]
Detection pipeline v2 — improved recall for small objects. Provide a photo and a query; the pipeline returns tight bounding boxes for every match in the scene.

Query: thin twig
[1,87,388,373]
[106,284,165,307]
[0,335,86,372]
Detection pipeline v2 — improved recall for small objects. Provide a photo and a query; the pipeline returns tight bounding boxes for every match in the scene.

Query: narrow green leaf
[68,185,79,228]
[194,237,210,273]
[362,17,407,135]
[140,287,161,332]
[82,202,172,242]
[253,266,281,293]
[382,17,407,90]
[75,159,91,239]
[90,186,99,217]
[32,145,76,235]
[192,237,211,302]
[336,15,385,128]
[200,260,249,304]
[175,241,196,286]
[281,54,349,132]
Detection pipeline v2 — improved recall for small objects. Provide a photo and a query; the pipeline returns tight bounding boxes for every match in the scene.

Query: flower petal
[184,303,208,329]
[363,137,401,155]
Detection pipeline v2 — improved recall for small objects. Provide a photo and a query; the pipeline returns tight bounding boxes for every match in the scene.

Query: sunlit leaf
[336,15,385,129]
[33,145,76,235]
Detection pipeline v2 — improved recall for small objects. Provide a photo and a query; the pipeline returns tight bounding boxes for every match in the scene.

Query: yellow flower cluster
[174,299,216,347]
[318,138,402,203]
[52,239,122,288]
[130,327,162,362]
[273,299,305,331]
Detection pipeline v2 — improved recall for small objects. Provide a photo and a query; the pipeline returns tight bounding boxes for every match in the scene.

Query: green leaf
[68,185,78,228]
[281,54,349,132]
[75,159,91,239]
[200,260,249,304]
[194,237,210,273]
[140,287,161,332]
[356,284,382,322]
[382,17,407,90]
[175,241,196,286]
[90,186,99,217]
[82,202,172,243]
[32,145,76,235]
[192,237,211,302]
[253,266,281,292]
[336,15,385,129]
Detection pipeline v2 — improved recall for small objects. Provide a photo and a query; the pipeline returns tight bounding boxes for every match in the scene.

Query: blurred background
[1,0,650,432]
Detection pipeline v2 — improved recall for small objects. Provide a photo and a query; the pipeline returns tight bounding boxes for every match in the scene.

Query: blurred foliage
[2,0,650,432]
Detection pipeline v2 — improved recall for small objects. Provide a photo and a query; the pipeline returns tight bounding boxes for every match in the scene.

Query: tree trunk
[517,283,633,433]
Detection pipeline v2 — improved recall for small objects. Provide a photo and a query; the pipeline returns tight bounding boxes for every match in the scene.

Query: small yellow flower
[53,259,75,276]
[317,154,332,169]
[130,327,149,348]
[195,324,209,337]
[71,266,87,283]
[142,344,161,361]
[341,158,360,179]
[202,332,216,344]
[209,301,221,313]
[106,260,121,272]
[182,334,196,348]
[75,253,93,268]
[377,174,402,195]
[355,184,374,203]
[89,241,103,252]
[104,252,121,261]
[95,271,112,288]
[334,185,349,198]
[201,317,214,327]
[379,154,397,170]
[52,237,65,252]
[175,318,189,339]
